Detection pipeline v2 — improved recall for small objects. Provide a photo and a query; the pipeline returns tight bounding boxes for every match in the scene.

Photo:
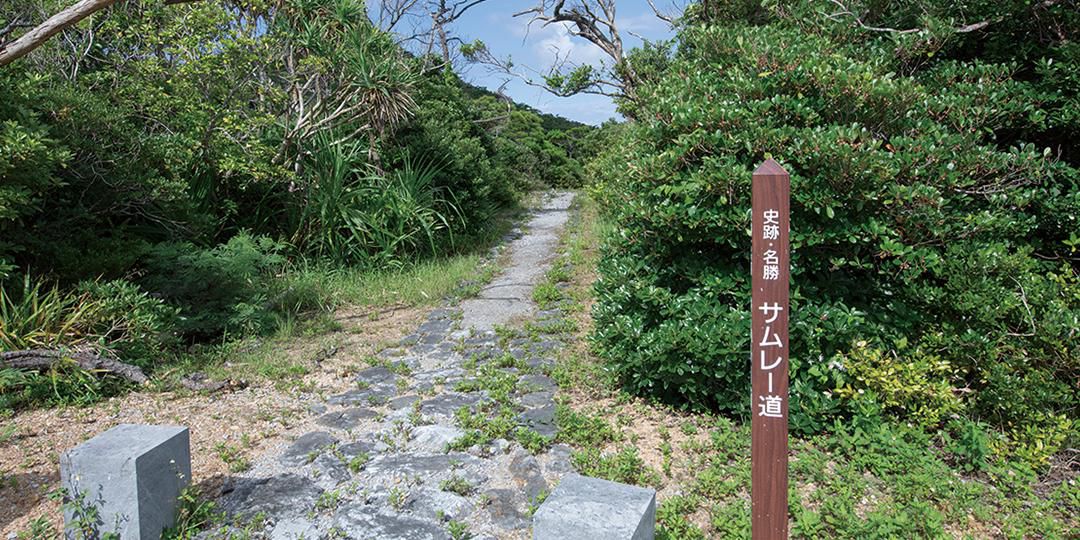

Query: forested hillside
[0,0,595,409]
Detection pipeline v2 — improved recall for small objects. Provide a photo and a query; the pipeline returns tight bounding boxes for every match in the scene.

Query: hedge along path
[204,191,579,539]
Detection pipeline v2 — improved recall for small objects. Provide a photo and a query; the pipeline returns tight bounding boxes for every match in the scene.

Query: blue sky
[384,1,678,125]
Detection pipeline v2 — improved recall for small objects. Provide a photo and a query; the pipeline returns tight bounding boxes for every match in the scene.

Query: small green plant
[447,520,472,540]
[214,442,252,473]
[656,495,705,540]
[527,489,550,517]
[532,282,562,308]
[0,423,16,445]
[944,420,992,472]
[555,404,620,447]
[56,488,121,540]
[525,317,576,335]
[444,520,470,540]
[545,263,571,284]
[16,516,57,540]
[315,490,342,512]
[680,421,697,436]
[389,487,408,511]
[449,403,518,450]
[162,487,219,540]
[515,427,550,454]
[491,352,524,370]
[660,440,673,477]
[571,446,661,488]
[440,474,475,496]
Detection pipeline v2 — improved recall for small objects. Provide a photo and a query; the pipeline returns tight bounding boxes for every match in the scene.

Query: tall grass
[289,135,463,267]
[278,253,494,310]
[0,277,133,410]
[0,275,98,350]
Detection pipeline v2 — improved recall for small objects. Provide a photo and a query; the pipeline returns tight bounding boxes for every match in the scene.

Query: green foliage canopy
[592,0,1079,467]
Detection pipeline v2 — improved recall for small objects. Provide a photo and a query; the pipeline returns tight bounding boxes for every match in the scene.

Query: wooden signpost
[750,159,791,539]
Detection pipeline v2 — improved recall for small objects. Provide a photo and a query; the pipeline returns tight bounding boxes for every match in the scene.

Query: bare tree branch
[424,0,492,64]
[2,348,149,384]
[824,0,995,35]
[645,0,676,26]
[0,0,207,67]
[502,1,638,103]
[515,1,626,63]
[377,0,422,31]
[0,0,120,66]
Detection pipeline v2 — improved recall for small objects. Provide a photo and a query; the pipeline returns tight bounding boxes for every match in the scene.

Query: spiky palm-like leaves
[292,134,462,266]
[274,0,417,169]
[0,275,96,350]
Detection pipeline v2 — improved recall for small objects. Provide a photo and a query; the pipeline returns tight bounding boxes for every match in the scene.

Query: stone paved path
[460,191,574,332]
[205,193,577,540]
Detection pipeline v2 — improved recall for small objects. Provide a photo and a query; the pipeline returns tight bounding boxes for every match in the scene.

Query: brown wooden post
[751,158,790,539]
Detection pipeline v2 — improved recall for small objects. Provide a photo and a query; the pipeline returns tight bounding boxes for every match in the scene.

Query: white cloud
[619,12,665,34]
[531,21,608,67]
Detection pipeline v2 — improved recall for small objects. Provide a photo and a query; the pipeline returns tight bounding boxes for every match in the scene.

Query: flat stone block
[532,474,655,540]
[60,424,191,540]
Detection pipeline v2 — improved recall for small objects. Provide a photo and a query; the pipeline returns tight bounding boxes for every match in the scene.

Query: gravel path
[203,192,577,540]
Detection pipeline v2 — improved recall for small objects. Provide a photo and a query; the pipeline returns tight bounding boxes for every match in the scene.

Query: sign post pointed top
[753,158,788,177]
[751,158,791,540]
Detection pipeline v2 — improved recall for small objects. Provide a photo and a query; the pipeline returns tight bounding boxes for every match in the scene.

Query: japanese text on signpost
[750,159,790,540]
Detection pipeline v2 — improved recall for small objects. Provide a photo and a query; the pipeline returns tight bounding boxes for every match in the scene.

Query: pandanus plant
[274,0,417,171]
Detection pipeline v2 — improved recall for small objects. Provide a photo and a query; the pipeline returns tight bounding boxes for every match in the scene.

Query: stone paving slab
[532,474,657,540]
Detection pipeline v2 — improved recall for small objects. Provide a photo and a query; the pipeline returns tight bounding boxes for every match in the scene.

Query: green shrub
[833,342,963,429]
[139,233,287,339]
[75,279,179,366]
[592,1,1079,466]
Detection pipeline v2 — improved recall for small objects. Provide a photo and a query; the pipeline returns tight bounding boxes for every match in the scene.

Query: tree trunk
[0,0,119,66]
[1,349,149,384]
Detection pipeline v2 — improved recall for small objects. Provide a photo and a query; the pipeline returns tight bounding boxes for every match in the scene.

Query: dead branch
[179,371,247,393]
[824,0,994,35]
[515,0,625,63]
[425,0,492,63]
[377,0,423,31]
[645,0,679,26]
[0,0,206,67]
[2,348,149,384]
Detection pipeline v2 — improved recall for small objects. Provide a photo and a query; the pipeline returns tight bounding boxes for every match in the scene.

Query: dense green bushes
[592,0,1078,467]
[0,0,593,408]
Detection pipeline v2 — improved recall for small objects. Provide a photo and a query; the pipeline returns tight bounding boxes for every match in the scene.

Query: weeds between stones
[439,474,475,497]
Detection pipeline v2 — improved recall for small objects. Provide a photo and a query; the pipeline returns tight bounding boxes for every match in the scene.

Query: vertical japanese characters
[750,159,790,540]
